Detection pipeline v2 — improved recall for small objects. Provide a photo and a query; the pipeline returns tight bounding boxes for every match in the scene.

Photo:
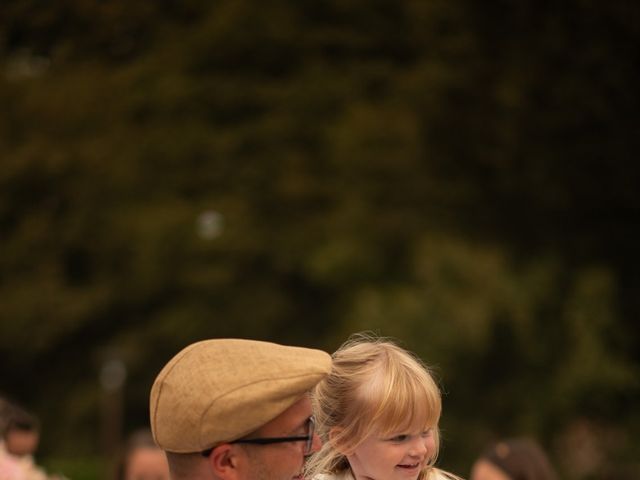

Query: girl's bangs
[369,368,441,436]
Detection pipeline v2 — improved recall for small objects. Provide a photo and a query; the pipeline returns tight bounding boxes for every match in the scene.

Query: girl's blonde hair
[306,333,449,480]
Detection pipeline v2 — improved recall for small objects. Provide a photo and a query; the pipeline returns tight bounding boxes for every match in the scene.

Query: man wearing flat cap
[150,339,331,480]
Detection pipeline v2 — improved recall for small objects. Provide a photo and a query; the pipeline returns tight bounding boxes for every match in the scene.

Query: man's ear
[209,444,241,478]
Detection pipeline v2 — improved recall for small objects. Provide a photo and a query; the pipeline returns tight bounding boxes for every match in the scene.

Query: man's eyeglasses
[202,416,316,457]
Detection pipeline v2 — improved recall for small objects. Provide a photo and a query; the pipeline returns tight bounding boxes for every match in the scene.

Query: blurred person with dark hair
[0,396,26,480]
[0,400,64,480]
[470,437,558,480]
[3,405,41,458]
[117,429,169,480]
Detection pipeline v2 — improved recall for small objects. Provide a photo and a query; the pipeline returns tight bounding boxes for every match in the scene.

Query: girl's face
[346,424,436,480]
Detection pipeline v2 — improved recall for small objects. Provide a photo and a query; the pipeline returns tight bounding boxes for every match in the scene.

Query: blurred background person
[1,395,26,480]
[116,429,168,480]
[3,404,41,459]
[0,399,63,480]
[470,437,558,480]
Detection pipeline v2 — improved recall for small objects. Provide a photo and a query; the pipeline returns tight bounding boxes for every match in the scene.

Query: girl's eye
[421,428,433,438]
[391,434,409,442]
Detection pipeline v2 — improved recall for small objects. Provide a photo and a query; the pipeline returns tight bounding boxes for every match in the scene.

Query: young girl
[306,334,458,480]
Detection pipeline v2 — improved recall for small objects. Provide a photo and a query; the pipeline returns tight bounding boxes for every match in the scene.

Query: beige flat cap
[150,338,331,453]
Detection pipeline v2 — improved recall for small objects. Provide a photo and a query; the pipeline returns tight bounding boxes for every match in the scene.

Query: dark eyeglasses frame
[201,416,315,457]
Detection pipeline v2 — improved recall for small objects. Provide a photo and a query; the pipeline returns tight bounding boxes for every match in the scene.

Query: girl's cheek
[425,437,436,454]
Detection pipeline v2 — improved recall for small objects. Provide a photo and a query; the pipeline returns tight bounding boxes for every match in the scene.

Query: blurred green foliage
[1,1,639,479]
[42,457,105,480]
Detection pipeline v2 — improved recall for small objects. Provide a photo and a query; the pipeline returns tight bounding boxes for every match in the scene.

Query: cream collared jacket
[314,467,454,480]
